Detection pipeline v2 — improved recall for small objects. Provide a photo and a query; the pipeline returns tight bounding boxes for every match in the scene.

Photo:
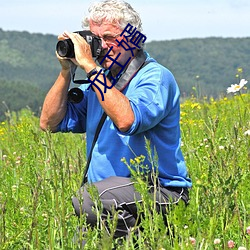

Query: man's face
[89,20,133,73]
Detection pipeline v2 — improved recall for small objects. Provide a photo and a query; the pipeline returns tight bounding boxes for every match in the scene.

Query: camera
[56,30,102,58]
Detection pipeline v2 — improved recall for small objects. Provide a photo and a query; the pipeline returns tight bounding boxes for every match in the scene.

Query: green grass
[0,93,249,249]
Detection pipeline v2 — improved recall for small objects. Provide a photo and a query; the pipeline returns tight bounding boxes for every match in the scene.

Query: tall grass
[0,93,249,249]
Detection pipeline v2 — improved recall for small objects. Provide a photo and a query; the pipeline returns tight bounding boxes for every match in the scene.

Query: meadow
[0,89,249,249]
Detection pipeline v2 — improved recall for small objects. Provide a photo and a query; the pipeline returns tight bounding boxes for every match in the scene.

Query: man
[40,0,192,242]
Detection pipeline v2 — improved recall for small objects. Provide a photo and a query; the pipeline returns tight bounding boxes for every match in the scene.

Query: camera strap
[81,111,107,186]
[113,49,147,91]
[81,50,150,186]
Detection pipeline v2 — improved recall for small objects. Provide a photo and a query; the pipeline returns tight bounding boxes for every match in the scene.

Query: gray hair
[82,0,143,32]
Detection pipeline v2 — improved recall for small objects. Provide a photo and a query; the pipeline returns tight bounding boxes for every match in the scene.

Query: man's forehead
[89,19,121,33]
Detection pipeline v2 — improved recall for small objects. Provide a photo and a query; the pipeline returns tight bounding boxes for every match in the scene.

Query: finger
[64,30,76,40]
[63,30,71,37]
[55,50,79,66]
[65,31,86,44]
[55,50,64,59]
[58,35,66,41]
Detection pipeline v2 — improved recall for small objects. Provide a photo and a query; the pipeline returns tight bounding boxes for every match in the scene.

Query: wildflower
[218,145,224,150]
[238,247,246,250]
[42,213,48,221]
[196,180,202,185]
[227,79,248,93]
[20,207,25,214]
[246,226,250,235]
[12,185,18,192]
[189,237,196,246]
[130,159,135,165]
[228,240,235,248]
[214,238,221,244]
[244,130,250,136]
[135,157,141,164]
[237,67,243,73]
[191,103,201,109]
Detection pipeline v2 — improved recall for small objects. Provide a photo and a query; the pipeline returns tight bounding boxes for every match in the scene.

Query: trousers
[72,176,189,238]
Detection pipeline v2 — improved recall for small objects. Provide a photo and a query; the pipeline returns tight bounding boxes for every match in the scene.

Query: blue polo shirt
[58,53,192,188]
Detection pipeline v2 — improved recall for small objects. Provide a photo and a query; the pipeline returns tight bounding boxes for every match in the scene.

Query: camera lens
[68,88,84,103]
[56,39,74,58]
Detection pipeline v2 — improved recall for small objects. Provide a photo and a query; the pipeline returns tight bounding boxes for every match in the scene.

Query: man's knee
[72,187,97,225]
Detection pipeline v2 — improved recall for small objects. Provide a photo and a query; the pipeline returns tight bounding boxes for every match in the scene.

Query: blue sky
[1,0,250,41]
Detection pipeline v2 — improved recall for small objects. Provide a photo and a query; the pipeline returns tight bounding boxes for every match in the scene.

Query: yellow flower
[130,159,135,165]
[237,67,243,73]
[191,103,201,109]
[135,157,141,164]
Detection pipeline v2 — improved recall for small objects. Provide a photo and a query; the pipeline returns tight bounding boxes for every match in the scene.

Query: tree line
[0,28,249,120]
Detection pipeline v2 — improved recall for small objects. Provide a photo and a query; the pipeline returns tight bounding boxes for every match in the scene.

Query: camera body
[56,30,102,58]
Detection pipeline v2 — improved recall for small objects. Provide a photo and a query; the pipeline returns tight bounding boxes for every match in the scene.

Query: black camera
[56,30,102,58]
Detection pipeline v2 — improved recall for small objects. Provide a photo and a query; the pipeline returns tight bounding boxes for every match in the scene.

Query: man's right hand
[56,33,78,72]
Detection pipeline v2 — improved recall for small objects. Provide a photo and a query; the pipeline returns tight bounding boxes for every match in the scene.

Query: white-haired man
[40,0,192,243]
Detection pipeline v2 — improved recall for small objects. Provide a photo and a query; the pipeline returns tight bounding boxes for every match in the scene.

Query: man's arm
[65,31,135,132]
[40,68,71,132]
[39,38,76,134]
[88,73,135,132]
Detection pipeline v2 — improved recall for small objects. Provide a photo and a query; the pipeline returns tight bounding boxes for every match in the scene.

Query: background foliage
[0,28,250,120]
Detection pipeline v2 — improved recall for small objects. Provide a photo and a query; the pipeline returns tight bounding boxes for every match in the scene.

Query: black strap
[113,49,147,91]
[81,112,107,186]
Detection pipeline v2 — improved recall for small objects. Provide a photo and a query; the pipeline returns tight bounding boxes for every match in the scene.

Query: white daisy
[227,79,248,93]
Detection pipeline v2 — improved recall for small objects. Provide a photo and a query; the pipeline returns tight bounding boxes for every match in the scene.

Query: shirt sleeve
[119,63,180,135]
[57,86,89,133]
